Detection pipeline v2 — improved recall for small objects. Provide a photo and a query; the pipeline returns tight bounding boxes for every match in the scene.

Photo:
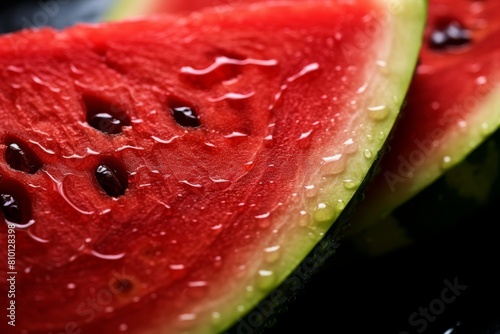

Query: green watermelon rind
[348,93,500,257]
[348,67,500,236]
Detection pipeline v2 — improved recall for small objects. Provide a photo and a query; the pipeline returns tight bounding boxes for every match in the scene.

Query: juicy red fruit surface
[354,0,500,214]
[0,1,387,333]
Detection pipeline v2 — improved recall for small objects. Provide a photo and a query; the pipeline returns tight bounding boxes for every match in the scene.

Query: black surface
[262,197,500,334]
[0,0,112,33]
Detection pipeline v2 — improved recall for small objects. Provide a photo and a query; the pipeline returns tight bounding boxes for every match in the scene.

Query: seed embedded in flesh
[429,20,471,50]
[112,278,134,294]
[84,94,131,135]
[168,97,200,128]
[95,164,127,198]
[5,141,42,174]
[1,193,22,224]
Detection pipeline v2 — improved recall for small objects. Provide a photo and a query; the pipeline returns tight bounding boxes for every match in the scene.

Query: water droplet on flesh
[313,202,336,223]
[440,155,453,170]
[367,105,389,120]
[298,210,310,227]
[343,179,359,190]
[208,92,255,102]
[187,281,209,299]
[264,245,281,263]
[257,269,276,291]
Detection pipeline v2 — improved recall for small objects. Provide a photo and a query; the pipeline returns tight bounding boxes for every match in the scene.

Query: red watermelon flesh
[349,0,500,232]
[0,1,425,333]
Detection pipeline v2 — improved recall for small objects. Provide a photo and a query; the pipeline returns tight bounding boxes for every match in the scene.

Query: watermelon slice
[344,0,500,254]
[0,1,425,333]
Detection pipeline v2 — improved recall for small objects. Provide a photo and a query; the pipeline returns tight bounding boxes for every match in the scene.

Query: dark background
[1,1,499,333]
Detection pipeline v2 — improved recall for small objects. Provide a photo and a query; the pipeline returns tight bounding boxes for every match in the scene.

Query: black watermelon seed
[169,97,200,128]
[88,113,124,135]
[112,278,134,294]
[5,142,42,174]
[429,20,471,50]
[0,193,21,224]
[96,164,127,198]
[84,94,131,135]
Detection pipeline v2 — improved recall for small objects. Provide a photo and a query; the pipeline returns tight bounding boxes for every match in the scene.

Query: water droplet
[377,131,386,141]
[476,76,487,85]
[441,155,453,170]
[177,313,197,329]
[367,105,389,121]
[119,323,128,332]
[208,91,255,102]
[211,312,222,327]
[187,281,209,299]
[257,269,276,291]
[104,306,115,313]
[375,60,389,74]
[286,63,320,83]
[179,180,203,188]
[7,65,24,73]
[264,245,281,263]
[363,149,373,159]
[322,154,342,163]
[343,138,358,155]
[356,82,368,94]
[180,56,278,75]
[298,210,310,227]
[89,250,125,260]
[66,283,76,289]
[343,179,359,190]
[151,135,179,145]
[467,63,482,74]
[304,185,317,198]
[335,199,346,211]
[480,122,491,136]
[43,171,95,215]
[224,132,248,138]
[169,264,187,280]
[243,161,254,171]
[313,202,336,223]
[69,63,83,74]
[320,154,346,176]
[28,140,55,155]
[298,130,313,141]
[255,212,271,228]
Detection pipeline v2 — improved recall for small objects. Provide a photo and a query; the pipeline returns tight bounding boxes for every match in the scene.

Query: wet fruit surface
[0,0,498,334]
[0,1,425,333]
